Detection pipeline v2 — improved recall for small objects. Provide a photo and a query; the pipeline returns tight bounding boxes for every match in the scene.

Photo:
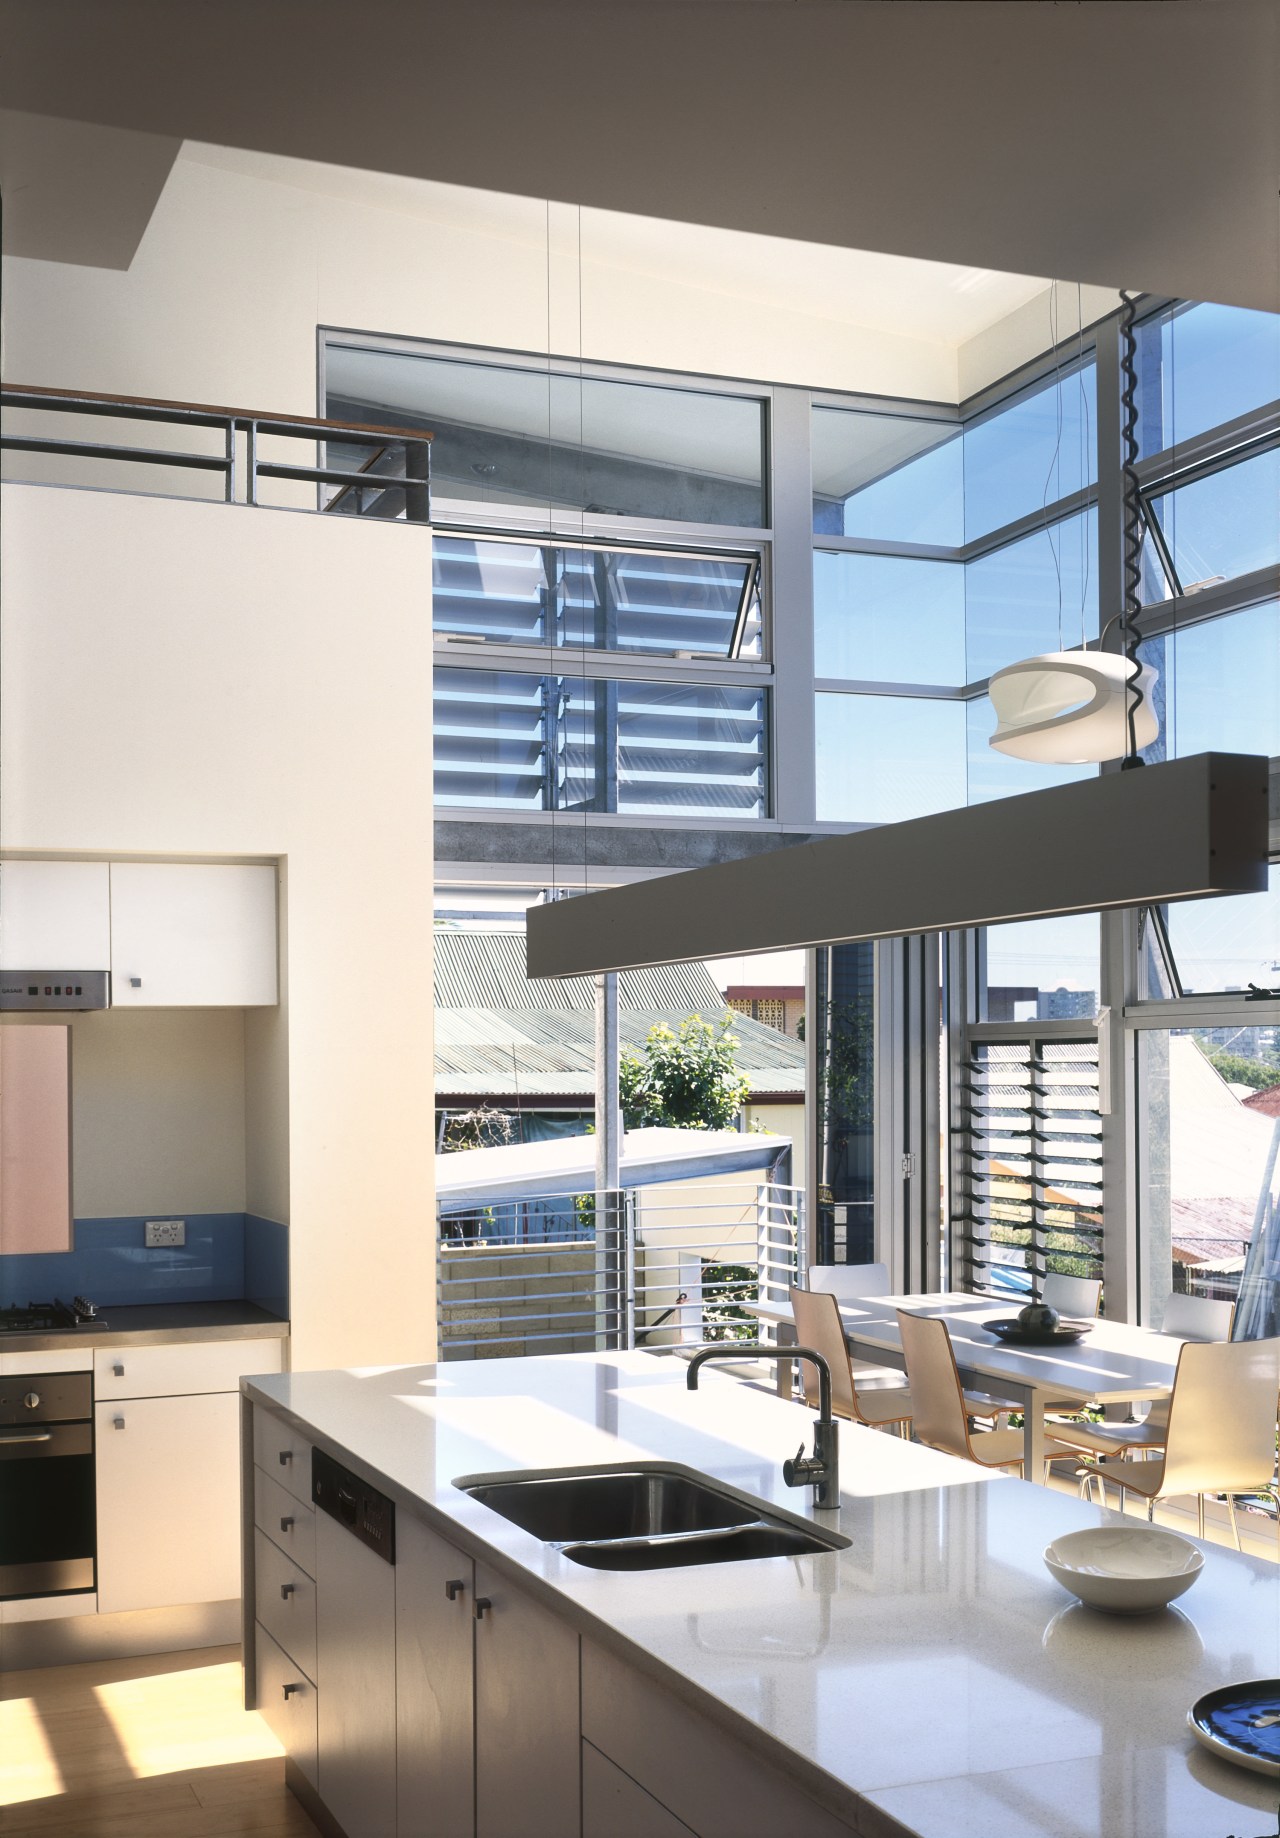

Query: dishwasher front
[313,1449,397,1838]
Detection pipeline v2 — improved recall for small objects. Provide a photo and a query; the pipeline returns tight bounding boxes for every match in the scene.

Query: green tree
[619,1013,751,1131]
[1200,1048,1280,1091]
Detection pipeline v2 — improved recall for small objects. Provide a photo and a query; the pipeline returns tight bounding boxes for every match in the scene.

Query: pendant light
[989,291,1155,767]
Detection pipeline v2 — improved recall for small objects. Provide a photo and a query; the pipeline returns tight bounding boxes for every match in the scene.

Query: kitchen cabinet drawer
[96,1391,240,1613]
[0,861,111,971]
[581,1640,855,1838]
[95,1337,281,1400]
[255,1620,318,1788]
[109,862,277,1008]
[253,1408,313,1505]
[255,1466,317,1578]
[583,1743,696,1838]
[255,1527,317,1683]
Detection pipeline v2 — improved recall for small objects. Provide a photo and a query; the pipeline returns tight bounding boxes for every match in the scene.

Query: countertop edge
[242,1374,887,1832]
[6,1316,289,1354]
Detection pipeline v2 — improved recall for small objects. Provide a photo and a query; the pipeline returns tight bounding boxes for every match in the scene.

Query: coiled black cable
[1118,289,1146,768]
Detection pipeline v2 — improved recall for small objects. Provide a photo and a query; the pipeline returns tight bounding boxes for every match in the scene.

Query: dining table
[747,1290,1186,1478]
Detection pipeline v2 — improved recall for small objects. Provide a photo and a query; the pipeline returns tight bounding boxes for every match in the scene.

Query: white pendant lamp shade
[987,651,1159,764]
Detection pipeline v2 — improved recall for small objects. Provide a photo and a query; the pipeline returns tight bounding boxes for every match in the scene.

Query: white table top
[754,1291,1186,1404]
[244,1348,1280,1838]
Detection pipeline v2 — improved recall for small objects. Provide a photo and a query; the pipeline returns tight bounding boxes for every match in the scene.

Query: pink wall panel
[0,1026,73,1255]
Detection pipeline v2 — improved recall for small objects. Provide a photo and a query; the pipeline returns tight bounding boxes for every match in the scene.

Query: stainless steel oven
[0,1371,95,1599]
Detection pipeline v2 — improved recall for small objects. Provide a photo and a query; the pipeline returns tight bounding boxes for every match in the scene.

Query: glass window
[963,365,1096,541]
[1149,446,1280,592]
[433,536,760,658]
[1140,1028,1280,1330]
[1162,868,1280,996]
[326,345,767,527]
[984,913,1101,1022]
[1137,303,1280,458]
[813,551,965,686]
[815,693,966,824]
[964,509,1098,683]
[963,697,1096,806]
[434,668,767,817]
[811,410,963,544]
[1142,600,1280,760]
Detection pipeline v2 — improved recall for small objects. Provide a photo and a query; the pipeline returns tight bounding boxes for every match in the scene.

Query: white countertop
[243,1350,1280,1838]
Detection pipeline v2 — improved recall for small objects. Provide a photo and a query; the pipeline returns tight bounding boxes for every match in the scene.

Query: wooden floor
[0,1645,320,1837]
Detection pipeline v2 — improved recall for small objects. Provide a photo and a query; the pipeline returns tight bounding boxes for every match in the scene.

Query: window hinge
[900,1153,917,1180]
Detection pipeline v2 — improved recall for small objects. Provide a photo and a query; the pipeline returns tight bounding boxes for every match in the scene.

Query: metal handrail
[0,382,433,519]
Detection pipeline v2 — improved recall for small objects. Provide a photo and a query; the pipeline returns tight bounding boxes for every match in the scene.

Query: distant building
[725,985,805,1038]
[435,931,805,1147]
[1036,987,1097,1021]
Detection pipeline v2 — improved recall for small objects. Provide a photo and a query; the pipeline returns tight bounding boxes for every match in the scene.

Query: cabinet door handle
[279,1516,294,1532]
[445,1578,465,1601]
[278,1450,293,1466]
[280,1583,296,1600]
[112,1416,126,1430]
[282,1682,302,1700]
[112,1363,125,1378]
[129,976,142,988]
[473,1596,492,1621]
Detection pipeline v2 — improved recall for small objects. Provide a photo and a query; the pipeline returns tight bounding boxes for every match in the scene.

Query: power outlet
[145,1219,186,1249]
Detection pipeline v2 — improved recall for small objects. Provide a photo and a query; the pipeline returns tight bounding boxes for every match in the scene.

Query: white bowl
[1043,1526,1204,1614]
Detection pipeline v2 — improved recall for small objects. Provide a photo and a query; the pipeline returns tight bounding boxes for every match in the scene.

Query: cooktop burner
[0,1297,107,1334]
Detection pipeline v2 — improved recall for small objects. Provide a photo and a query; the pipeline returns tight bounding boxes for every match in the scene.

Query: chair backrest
[1159,1337,1280,1498]
[808,1261,891,1300]
[1161,1292,1236,1341]
[895,1309,972,1460]
[789,1286,858,1421]
[1042,1273,1102,1319]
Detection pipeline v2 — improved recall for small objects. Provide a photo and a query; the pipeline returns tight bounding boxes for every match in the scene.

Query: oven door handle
[0,1430,54,1445]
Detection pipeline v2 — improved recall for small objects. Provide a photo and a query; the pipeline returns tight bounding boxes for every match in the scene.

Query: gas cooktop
[0,1297,107,1334]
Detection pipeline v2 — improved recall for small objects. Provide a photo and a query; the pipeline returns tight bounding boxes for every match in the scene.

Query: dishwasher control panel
[312,1447,396,1564]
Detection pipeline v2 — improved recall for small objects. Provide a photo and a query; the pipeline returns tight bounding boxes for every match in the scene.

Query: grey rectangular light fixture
[526,752,1270,978]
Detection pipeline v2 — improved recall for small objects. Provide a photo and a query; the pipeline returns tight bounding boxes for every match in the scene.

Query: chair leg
[1146,1497,1154,1523]
[1226,1494,1242,1552]
[1197,1493,1205,1540]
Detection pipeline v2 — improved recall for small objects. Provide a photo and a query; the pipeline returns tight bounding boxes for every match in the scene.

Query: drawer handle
[112,1363,125,1378]
[280,1583,296,1600]
[279,1516,295,1532]
[278,1450,293,1466]
[445,1578,466,1602]
[282,1682,303,1700]
[113,1416,126,1430]
[473,1596,492,1621]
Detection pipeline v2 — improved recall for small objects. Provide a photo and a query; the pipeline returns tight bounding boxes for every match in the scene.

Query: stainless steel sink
[454,1464,849,1570]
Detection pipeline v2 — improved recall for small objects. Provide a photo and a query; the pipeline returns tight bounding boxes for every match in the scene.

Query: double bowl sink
[455,1463,849,1571]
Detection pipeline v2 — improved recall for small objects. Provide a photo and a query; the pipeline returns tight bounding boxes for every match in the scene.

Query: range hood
[0,971,110,1012]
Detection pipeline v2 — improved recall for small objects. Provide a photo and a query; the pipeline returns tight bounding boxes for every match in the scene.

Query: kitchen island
[242,1350,1280,1838]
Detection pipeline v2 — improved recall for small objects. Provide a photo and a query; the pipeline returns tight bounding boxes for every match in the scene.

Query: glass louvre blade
[958,1038,1104,1300]
[431,535,757,658]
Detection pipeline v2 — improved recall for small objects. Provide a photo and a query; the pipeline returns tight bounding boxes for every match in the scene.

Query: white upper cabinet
[0,861,111,969]
[109,863,278,1007]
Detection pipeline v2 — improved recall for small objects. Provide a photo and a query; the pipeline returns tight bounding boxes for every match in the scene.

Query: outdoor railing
[437,1180,804,1362]
[0,383,432,518]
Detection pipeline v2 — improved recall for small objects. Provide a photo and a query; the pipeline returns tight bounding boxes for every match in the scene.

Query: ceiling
[0,1,1275,312]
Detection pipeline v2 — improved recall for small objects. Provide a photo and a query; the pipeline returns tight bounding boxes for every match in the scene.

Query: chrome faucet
[686,1345,840,1510]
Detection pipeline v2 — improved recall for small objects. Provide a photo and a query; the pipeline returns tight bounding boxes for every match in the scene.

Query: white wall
[1,1009,247,1217]
[1,487,435,1370]
[0,144,970,410]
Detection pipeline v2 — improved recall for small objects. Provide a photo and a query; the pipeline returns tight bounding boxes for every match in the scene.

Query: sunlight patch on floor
[0,1698,64,1804]
[90,1660,284,1780]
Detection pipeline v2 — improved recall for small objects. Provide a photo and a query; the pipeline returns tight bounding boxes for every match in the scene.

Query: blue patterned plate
[1189,1680,1280,1778]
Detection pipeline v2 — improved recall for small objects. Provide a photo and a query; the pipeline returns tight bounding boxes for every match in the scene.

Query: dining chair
[895,1308,1025,1475]
[1048,1289,1237,1463]
[1046,1337,1280,1547]
[1042,1273,1102,1319]
[789,1287,913,1433]
[808,1262,892,1299]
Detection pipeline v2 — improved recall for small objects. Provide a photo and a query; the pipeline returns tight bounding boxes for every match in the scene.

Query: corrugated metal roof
[434,928,726,1012]
[434,1005,805,1099]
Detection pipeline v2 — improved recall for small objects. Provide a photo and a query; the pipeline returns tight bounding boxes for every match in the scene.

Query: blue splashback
[245,1215,289,1319]
[0,1213,287,1310]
